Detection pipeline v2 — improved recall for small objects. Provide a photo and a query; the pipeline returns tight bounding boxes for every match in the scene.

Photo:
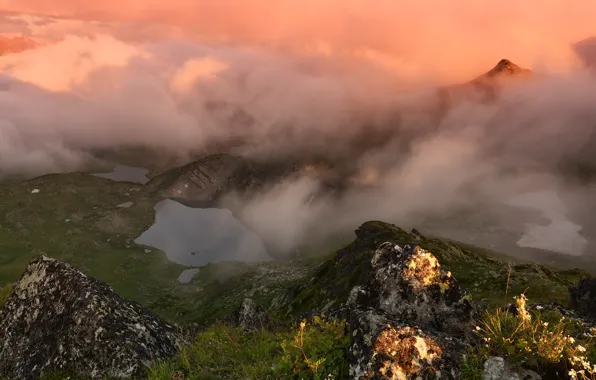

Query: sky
[0,1,595,81]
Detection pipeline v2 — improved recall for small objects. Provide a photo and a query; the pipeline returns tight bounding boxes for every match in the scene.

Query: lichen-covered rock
[348,309,461,379]
[346,242,474,379]
[225,298,271,331]
[570,278,596,320]
[0,255,183,379]
[483,357,542,380]
[353,242,474,335]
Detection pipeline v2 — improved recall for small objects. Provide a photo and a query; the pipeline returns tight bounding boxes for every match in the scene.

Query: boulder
[346,243,474,379]
[0,256,183,379]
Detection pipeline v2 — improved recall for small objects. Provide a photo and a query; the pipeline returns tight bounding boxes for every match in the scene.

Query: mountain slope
[438,58,532,107]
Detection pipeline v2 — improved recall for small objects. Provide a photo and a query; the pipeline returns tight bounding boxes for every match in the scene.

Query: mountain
[471,58,532,82]
[0,35,37,56]
[0,54,594,378]
[575,37,596,68]
[438,58,532,107]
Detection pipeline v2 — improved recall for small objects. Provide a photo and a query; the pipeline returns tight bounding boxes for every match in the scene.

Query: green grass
[0,173,196,321]
[148,316,350,380]
[0,172,322,324]
[149,324,283,379]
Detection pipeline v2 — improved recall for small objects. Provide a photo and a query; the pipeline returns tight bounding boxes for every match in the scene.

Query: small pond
[135,199,271,268]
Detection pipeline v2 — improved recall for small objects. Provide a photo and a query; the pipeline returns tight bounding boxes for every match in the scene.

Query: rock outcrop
[225,298,272,331]
[354,243,473,335]
[0,256,183,379]
[569,278,596,320]
[346,242,474,379]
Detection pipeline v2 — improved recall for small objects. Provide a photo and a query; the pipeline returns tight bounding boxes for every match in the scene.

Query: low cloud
[0,11,593,259]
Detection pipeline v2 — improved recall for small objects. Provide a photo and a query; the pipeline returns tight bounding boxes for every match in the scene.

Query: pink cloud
[0,1,593,81]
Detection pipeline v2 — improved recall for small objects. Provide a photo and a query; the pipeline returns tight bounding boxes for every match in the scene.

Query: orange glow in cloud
[0,0,594,81]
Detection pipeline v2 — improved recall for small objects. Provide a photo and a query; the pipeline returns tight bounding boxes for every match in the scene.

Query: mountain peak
[484,58,529,77]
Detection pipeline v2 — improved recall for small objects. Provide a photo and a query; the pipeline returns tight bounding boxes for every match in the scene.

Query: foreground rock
[0,256,182,379]
[347,243,474,379]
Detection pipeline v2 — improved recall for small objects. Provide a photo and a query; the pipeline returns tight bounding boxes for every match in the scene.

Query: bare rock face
[0,256,183,379]
[347,243,474,379]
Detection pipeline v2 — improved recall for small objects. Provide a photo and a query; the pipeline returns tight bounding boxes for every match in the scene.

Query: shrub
[474,294,596,379]
[278,316,350,379]
[459,349,485,380]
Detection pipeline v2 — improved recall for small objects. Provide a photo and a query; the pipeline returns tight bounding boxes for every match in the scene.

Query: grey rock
[570,278,596,320]
[483,357,542,380]
[357,243,474,335]
[483,357,506,380]
[346,243,474,379]
[0,256,183,379]
[226,298,271,331]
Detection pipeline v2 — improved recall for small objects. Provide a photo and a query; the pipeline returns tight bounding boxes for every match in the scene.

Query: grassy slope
[0,173,182,311]
[0,172,590,327]
[284,221,590,317]
[0,172,321,324]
